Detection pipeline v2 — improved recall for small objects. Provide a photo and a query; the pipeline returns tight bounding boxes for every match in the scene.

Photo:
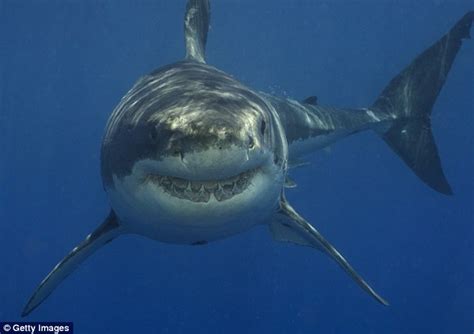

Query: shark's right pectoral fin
[22,210,124,317]
[270,196,389,306]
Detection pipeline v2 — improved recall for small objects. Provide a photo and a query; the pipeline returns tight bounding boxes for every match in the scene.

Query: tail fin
[372,11,473,195]
[22,211,123,317]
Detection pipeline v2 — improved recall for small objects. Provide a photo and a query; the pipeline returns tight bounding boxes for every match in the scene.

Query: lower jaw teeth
[145,170,255,202]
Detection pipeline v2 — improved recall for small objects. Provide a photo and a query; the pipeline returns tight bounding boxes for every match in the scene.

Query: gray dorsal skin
[22,211,123,316]
[265,11,474,195]
[21,0,473,317]
[184,0,210,63]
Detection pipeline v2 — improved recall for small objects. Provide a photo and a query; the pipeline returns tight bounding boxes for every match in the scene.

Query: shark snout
[152,141,265,181]
[140,107,272,182]
[135,123,268,182]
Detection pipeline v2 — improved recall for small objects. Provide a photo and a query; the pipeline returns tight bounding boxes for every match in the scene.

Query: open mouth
[144,169,257,202]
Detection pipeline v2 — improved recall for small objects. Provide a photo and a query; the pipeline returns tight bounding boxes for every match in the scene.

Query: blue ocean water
[1,0,473,333]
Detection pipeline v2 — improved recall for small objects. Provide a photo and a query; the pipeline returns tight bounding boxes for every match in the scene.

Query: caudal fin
[372,11,474,195]
[22,211,123,317]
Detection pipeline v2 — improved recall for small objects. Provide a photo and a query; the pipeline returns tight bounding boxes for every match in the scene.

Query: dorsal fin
[302,96,318,105]
[184,0,210,63]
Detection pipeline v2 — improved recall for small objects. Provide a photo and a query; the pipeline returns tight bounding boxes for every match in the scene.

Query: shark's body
[23,0,473,316]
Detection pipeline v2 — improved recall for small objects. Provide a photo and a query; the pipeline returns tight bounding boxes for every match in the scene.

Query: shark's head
[101,62,287,243]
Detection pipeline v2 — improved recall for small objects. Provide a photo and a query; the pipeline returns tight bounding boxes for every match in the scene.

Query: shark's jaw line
[143,167,258,202]
[107,157,284,245]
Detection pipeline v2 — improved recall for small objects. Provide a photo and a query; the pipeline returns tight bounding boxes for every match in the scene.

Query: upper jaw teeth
[144,169,256,202]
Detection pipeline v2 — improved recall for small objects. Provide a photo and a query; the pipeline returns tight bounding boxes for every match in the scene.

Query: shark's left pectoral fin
[22,210,124,317]
[270,196,389,306]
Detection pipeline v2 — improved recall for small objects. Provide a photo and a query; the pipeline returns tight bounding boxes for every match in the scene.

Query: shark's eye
[260,120,266,136]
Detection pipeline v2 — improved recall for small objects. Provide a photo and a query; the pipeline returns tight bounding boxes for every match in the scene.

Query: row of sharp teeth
[145,169,256,202]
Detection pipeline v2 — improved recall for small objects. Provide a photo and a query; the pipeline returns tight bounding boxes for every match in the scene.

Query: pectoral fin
[271,196,389,306]
[22,210,124,317]
[270,214,320,250]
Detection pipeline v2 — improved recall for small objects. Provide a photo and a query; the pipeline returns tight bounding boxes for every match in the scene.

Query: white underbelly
[106,169,283,244]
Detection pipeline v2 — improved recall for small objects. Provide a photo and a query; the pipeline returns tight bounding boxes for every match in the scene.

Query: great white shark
[22,0,473,316]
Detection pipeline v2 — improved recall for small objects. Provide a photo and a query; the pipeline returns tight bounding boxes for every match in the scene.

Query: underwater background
[1,0,473,333]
